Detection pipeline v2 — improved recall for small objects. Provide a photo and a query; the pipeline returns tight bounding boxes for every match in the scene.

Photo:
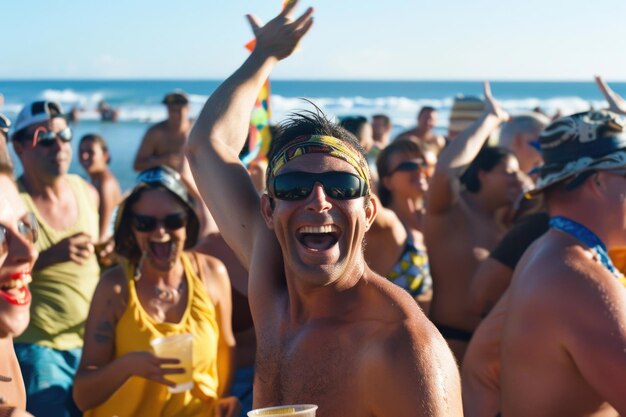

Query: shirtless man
[500,110,626,417]
[186,3,461,416]
[424,83,522,363]
[498,113,550,175]
[396,106,446,154]
[463,77,626,417]
[371,114,392,151]
[133,90,191,172]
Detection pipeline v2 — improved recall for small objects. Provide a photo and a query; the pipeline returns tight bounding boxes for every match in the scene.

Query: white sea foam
[2,90,610,129]
[41,89,105,108]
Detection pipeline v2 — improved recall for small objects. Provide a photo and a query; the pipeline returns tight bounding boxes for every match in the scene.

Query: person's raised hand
[483,81,509,123]
[246,0,314,61]
[121,351,184,388]
[595,75,626,115]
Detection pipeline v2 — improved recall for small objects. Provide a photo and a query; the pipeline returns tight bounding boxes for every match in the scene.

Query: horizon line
[1,78,624,83]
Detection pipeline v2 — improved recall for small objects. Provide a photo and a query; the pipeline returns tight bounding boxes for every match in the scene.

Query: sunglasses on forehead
[271,171,369,201]
[131,212,188,233]
[31,126,73,148]
[0,213,39,258]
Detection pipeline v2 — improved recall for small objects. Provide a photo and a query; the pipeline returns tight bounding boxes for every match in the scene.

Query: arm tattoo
[93,321,115,344]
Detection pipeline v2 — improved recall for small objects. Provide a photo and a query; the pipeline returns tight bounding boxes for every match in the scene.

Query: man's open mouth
[297,225,340,251]
[0,273,32,306]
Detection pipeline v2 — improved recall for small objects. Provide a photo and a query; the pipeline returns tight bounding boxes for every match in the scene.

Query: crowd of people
[1,3,626,417]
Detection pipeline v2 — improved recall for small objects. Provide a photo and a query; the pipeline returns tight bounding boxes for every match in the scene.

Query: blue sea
[2,79,623,191]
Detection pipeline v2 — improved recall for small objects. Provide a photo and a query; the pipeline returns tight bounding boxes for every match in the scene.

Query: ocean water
[1,79,623,191]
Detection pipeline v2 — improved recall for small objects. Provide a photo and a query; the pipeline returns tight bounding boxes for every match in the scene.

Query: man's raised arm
[427,82,509,214]
[186,2,313,266]
[595,75,626,116]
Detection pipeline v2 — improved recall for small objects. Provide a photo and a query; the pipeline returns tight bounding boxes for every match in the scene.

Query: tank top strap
[180,252,216,319]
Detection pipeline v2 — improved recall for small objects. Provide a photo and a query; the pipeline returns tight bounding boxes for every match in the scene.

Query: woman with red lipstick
[74,166,239,417]
[0,145,38,416]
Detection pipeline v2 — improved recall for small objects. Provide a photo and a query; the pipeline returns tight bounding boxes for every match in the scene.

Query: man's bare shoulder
[359,276,462,416]
[514,236,614,298]
[143,121,169,138]
[358,273,450,352]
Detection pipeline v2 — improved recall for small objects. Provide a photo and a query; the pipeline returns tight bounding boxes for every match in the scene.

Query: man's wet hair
[265,103,370,207]
[460,146,515,193]
[267,104,368,170]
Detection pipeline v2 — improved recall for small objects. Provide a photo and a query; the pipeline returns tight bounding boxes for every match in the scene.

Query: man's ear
[365,194,378,231]
[260,193,275,230]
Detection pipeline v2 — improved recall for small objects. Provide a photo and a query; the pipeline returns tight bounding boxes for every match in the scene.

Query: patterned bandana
[530,110,626,195]
[268,135,370,188]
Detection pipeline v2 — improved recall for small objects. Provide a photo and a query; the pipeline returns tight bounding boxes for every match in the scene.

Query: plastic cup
[150,333,193,393]
[247,404,318,417]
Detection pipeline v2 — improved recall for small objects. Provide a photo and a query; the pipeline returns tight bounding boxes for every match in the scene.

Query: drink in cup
[150,333,193,393]
[247,404,318,417]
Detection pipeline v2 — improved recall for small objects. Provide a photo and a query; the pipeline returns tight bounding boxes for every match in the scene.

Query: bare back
[425,194,502,328]
[501,231,626,417]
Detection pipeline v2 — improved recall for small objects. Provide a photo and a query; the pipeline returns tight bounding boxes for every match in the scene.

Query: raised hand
[246,0,314,60]
[483,81,509,123]
[595,75,626,115]
[121,351,184,388]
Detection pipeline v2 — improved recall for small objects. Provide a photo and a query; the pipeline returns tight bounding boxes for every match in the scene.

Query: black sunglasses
[272,171,369,201]
[131,212,188,232]
[389,160,428,175]
[0,213,39,258]
[31,127,73,148]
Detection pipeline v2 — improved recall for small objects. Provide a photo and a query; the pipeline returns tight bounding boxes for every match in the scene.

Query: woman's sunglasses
[389,160,429,175]
[131,212,188,232]
[271,171,369,201]
[0,213,39,258]
[31,126,73,148]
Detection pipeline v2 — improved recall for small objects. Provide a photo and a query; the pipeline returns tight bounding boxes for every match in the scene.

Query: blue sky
[4,0,626,80]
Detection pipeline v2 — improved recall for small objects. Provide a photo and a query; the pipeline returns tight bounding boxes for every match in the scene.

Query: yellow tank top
[85,253,221,417]
[16,174,100,350]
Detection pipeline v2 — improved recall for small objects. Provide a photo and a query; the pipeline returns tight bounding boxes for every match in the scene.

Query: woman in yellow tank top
[73,166,240,417]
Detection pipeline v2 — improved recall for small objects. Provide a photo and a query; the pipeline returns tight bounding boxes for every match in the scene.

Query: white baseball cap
[13,100,65,134]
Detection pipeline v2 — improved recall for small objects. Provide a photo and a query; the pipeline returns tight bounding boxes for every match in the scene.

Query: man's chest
[254,323,368,414]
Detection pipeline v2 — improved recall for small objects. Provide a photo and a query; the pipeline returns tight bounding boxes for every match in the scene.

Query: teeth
[0,274,32,291]
[299,225,338,234]
[150,236,171,243]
